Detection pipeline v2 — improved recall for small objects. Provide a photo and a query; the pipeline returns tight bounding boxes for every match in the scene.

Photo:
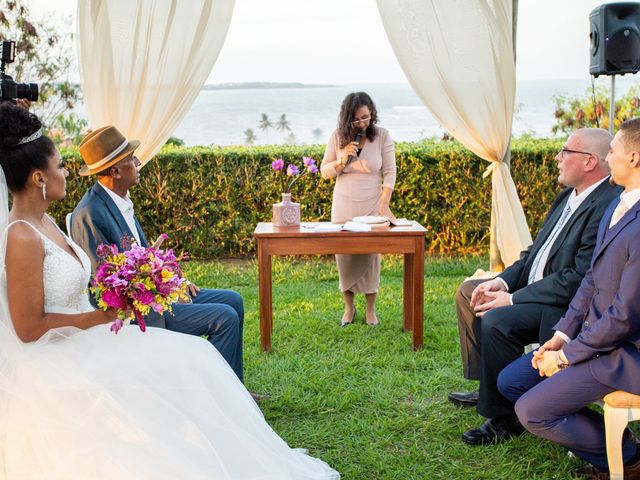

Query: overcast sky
[26,0,631,84]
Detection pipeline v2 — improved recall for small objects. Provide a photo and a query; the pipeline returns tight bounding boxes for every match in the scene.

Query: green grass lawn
[184,255,582,480]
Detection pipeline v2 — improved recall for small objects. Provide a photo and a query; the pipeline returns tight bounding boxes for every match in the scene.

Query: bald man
[449,128,622,446]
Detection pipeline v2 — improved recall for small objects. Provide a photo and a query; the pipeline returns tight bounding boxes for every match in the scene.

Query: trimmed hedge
[51,138,565,259]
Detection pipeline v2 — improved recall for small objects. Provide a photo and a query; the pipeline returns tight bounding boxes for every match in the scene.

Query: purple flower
[271,159,284,171]
[110,319,124,334]
[94,263,112,282]
[151,302,165,313]
[107,272,130,286]
[96,243,119,258]
[286,164,299,176]
[307,164,318,174]
[302,156,315,167]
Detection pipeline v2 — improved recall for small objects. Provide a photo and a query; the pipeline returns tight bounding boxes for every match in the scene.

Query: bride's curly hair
[336,92,378,149]
[0,102,55,193]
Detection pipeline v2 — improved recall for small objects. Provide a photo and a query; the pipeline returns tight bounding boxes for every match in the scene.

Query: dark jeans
[146,288,244,382]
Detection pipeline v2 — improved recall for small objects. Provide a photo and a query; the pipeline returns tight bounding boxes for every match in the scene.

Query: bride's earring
[41,183,47,200]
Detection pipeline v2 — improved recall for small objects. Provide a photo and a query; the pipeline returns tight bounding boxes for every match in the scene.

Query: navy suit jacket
[498,180,621,308]
[70,182,159,325]
[71,183,149,272]
[554,196,640,394]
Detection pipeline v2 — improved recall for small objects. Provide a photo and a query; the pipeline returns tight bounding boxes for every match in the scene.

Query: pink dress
[320,127,397,293]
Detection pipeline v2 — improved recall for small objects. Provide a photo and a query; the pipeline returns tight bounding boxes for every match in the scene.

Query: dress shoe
[461,415,524,446]
[623,454,640,479]
[448,390,480,407]
[571,440,640,479]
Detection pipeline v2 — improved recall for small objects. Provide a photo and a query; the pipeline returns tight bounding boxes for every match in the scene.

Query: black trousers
[455,279,565,419]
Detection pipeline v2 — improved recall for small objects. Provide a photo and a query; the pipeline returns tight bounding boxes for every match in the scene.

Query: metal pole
[610,75,616,134]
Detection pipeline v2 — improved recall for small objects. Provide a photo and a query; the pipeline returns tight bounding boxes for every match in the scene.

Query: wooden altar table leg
[412,237,425,351]
[257,240,273,353]
[403,252,415,332]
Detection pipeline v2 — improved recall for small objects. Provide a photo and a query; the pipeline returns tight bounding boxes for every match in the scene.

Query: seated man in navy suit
[71,126,245,383]
[498,117,640,479]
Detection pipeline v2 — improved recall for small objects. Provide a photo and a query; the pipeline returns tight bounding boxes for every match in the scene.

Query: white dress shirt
[98,182,141,245]
[529,177,608,284]
[499,177,609,303]
[608,187,640,228]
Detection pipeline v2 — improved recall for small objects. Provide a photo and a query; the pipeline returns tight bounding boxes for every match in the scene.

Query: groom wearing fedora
[71,126,245,382]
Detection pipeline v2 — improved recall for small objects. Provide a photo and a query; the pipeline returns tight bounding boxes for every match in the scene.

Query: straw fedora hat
[78,125,140,176]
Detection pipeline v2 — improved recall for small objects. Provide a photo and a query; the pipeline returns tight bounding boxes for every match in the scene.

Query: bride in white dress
[0,103,339,479]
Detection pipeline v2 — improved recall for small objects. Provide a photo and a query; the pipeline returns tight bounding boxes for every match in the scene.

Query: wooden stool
[604,390,640,479]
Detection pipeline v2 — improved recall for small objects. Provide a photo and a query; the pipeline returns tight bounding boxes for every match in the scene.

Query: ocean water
[168,77,640,146]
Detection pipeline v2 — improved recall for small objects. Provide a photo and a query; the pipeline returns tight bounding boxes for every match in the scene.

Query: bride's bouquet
[90,234,190,334]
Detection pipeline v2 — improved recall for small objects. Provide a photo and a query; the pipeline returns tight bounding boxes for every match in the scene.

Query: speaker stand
[609,74,616,134]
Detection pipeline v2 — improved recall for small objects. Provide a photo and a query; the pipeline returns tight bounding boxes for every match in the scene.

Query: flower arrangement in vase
[270,156,318,227]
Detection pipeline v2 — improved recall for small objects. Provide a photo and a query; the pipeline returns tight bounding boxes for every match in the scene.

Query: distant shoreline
[202,82,338,90]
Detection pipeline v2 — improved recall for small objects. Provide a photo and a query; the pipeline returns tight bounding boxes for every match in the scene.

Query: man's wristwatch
[556,351,569,369]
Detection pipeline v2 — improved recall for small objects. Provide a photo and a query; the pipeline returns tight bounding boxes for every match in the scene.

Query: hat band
[89,139,130,171]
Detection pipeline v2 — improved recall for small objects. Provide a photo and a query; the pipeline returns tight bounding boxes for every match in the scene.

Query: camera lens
[16,82,38,101]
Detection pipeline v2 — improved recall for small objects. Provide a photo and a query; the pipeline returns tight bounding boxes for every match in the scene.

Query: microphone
[346,129,365,166]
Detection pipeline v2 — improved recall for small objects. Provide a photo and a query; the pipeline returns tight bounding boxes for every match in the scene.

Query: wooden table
[253,221,427,352]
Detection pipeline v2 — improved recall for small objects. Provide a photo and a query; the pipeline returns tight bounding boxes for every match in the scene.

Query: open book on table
[301,218,413,232]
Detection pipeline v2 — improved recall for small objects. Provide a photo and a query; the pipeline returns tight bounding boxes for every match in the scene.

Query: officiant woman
[320,91,397,327]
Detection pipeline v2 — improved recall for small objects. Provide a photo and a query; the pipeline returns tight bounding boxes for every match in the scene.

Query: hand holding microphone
[345,128,365,166]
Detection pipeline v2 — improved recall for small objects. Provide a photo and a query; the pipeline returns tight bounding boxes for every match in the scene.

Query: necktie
[609,200,629,228]
[528,203,572,284]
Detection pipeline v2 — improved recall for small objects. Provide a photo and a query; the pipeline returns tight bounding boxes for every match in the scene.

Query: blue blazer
[70,182,149,274]
[554,196,640,394]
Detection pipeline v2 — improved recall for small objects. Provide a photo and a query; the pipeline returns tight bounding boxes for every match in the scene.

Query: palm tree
[258,113,273,142]
[276,114,291,133]
[311,128,323,143]
[243,128,257,146]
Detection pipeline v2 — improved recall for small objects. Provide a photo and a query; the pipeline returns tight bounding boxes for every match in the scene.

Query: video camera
[0,40,39,102]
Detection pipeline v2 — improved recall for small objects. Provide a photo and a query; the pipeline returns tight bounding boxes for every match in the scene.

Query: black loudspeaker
[590,2,640,77]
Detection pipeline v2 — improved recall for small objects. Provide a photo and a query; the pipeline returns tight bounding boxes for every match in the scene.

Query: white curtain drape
[77,0,235,166]
[377,0,531,270]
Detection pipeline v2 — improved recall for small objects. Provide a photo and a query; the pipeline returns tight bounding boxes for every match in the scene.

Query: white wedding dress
[0,219,339,479]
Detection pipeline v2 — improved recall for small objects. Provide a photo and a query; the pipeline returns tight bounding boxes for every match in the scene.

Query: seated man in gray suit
[450,128,621,445]
[71,126,245,382]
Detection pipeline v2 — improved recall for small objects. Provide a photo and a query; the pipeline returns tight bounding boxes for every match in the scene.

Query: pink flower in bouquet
[96,243,119,258]
[90,234,189,334]
[102,290,130,310]
[132,287,155,305]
